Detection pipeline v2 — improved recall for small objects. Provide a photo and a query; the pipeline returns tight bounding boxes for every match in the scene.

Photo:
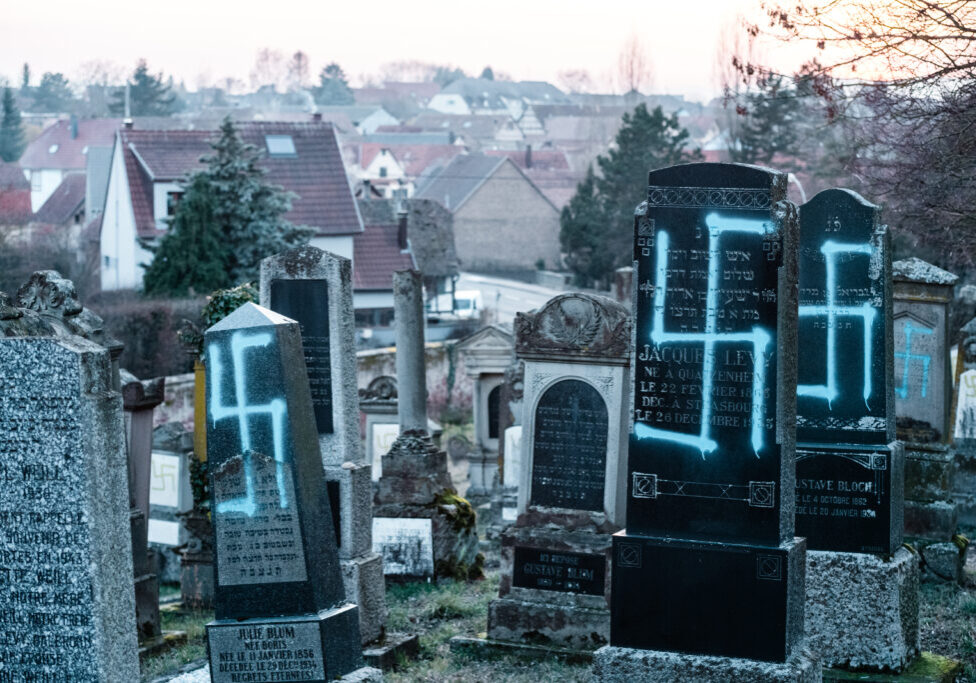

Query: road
[456,272,563,327]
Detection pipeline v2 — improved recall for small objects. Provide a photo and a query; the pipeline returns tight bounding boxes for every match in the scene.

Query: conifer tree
[731,75,800,166]
[560,166,613,287]
[111,60,180,116]
[313,63,354,105]
[0,88,26,162]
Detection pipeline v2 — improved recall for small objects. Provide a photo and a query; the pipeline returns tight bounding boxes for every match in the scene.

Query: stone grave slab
[204,302,371,681]
[371,517,435,579]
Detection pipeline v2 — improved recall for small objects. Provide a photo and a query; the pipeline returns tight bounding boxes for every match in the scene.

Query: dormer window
[166,191,184,217]
[265,135,296,157]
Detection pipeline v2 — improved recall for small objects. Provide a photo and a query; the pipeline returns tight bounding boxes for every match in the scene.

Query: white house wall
[29,169,64,212]
[100,138,144,291]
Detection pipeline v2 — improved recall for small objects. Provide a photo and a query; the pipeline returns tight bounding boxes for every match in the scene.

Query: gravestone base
[610,533,806,662]
[465,449,498,502]
[592,645,821,682]
[207,604,364,683]
[951,450,976,525]
[919,542,965,583]
[180,548,214,609]
[135,571,161,642]
[341,552,386,644]
[904,500,958,540]
[805,548,920,671]
[373,503,481,579]
[905,444,954,502]
[487,526,612,650]
[487,486,518,538]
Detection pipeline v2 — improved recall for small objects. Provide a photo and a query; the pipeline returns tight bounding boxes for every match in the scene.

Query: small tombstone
[597,163,813,677]
[952,318,976,525]
[261,246,386,645]
[204,303,370,681]
[794,189,902,554]
[487,293,630,651]
[0,293,138,681]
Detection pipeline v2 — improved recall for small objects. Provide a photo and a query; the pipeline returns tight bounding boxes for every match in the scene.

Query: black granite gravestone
[794,189,901,554]
[204,303,362,683]
[530,379,608,511]
[610,162,804,664]
[269,279,333,434]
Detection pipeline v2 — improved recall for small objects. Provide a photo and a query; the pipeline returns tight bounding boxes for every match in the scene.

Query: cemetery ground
[140,523,976,682]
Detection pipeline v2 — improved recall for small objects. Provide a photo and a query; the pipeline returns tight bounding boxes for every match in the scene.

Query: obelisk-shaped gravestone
[0,307,138,681]
[204,303,375,682]
[594,163,818,681]
[261,246,387,644]
[795,189,918,671]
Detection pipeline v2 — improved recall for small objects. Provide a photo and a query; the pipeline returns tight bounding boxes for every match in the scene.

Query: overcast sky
[0,0,813,102]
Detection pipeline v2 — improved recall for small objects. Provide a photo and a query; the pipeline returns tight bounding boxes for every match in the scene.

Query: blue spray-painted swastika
[797,240,876,407]
[209,330,289,516]
[634,213,774,458]
[895,321,933,399]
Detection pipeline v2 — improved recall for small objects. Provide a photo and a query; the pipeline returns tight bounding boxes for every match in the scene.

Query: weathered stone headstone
[121,369,166,644]
[953,318,976,524]
[373,270,480,580]
[486,293,630,651]
[493,359,525,528]
[0,293,138,681]
[794,189,918,672]
[261,246,387,645]
[594,163,818,680]
[204,303,377,682]
[456,324,514,500]
[893,257,959,541]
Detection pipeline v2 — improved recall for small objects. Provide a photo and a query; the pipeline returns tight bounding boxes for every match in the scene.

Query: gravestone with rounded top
[204,302,377,682]
[486,292,631,651]
[595,163,819,682]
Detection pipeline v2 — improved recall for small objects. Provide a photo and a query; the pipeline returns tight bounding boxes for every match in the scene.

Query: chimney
[123,119,134,129]
[70,115,78,140]
[525,143,532,169]
[397,208,408,251]
[312,112,322,122]
[362,179,371,200]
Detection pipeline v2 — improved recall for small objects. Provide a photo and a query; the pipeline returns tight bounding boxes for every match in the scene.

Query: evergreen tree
[111,60,179,116]
[31,72,73,112]
[20,64,29,91]
[0,88,27,162]
[143,118,314,293]
[560,166,615,287]
[143,175,229,296]
[313,63,354,105]
[731,75,800,166]
[480,66,494,81]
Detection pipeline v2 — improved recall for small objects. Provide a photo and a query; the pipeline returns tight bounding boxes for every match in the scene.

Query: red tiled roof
[0,162,31,224]
[33,173,86,225]
[485,148,570,171]
[353,223,415,291]
[20,118,122,171]
[119,121,363,240]
[359,143,464,177]
[0,162,28,190]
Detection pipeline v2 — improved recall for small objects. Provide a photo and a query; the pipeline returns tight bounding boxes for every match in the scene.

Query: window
[48,144,59,154]
[30,173,41,192]
[265,135,296,157]
[379,166,388,178]
[103,255,111,267]
[166,191,184,217]
[487,385,501,439]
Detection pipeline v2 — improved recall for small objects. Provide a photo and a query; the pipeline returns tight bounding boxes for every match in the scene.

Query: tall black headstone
[603,163,810,672]
[794,189,902,554]
[204,303,366,683]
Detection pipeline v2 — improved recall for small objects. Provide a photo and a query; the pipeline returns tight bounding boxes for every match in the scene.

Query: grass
[140,607,211,681]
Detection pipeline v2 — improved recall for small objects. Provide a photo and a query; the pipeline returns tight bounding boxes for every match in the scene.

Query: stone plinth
[593,645,821,682]
[805,548,920,671]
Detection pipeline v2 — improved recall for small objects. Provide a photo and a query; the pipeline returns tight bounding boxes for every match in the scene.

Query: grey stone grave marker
[261,246,387,645]
[953,318,976,524]
[794,189,918,672]
[594,162,819,681]
[893,258,960,541]
[204,302,378,682]
[0,292,138,681]
[485,293,631,651]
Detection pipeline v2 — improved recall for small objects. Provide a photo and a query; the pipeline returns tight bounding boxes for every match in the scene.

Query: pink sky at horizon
[0,0,816,103]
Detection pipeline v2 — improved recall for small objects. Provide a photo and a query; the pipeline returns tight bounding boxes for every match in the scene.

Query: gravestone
[493,359,525,529]
[204,303,378,682]
[0,292,139,681]
[121,369,166,645]
[261,246,387,645]
[373,270,480,580]
[893,257,959,541]
[794,189,918,671]
[486,293,630,651]
[594,163,819,681]
[953,318,976,524]
[456,324,515,500]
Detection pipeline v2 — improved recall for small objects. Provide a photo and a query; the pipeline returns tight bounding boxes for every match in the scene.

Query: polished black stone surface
[512,546,606,596]
[627,163,794,546]
[797,189,890,445]
[530,379,607,511]
[270,279,334,435]
[609,532,804,663]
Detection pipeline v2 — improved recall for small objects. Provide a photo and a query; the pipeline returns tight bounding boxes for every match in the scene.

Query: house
[314,106,399,135]
[351,143,465,199]
[99,118,363,291]
[0,162,32,230]
[427,79,570,116]
[19,117,121,211]
[414,153,561,273]
[31,173,87,250]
